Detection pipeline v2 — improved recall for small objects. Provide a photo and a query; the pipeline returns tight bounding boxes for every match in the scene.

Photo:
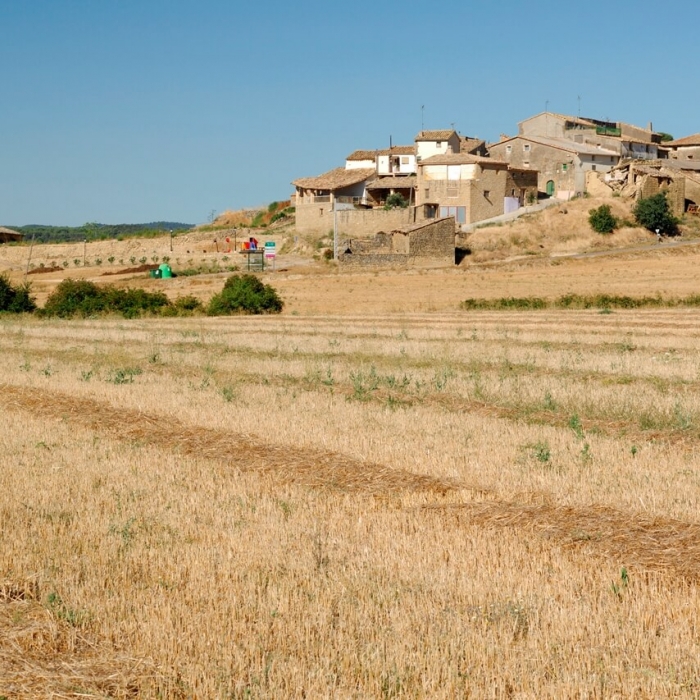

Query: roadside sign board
[264,241,276,258]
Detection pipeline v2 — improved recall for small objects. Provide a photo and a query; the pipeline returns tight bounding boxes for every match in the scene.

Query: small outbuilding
[0,227,23,243]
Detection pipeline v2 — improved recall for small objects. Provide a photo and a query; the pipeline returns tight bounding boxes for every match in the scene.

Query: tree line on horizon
[10,222,193,244]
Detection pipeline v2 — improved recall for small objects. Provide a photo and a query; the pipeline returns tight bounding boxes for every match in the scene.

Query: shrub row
[461,293,700,311]
[37,274,283,319]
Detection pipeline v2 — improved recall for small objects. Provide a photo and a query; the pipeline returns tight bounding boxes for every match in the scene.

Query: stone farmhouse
[663,134,700,163]
[415,153,537,224]
[488,134,619,200]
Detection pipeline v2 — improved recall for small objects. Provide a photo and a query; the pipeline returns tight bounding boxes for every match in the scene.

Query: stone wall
[295,204,414,236]
[407,217,455,261]
[337,252,408,268]
[338,217,454,267]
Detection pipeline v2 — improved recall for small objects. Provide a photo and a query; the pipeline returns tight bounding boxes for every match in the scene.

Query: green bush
[588,204,617,234]
[384,192,408,210]
[0,274,37,313]
[633,192,679,235]
[41,279,170,318]
[207,274,283,315]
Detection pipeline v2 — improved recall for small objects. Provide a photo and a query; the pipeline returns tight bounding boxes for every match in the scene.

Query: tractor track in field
[4,383,700,581]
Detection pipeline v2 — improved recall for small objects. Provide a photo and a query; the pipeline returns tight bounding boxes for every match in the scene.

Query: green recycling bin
[159,264,172,279]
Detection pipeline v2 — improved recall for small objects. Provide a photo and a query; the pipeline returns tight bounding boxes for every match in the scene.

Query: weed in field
[611,567,629,600]
[107,367,143,385]
[673,401,693,431]
[47,591,87,627]
[569,414,585,440]
[349,365,380,401]
[580,442,592,464]
[523,440,552,465]
[80,369,95,382]
[543,391,556,411]
[220,385,236,402]
[432,366,455,391]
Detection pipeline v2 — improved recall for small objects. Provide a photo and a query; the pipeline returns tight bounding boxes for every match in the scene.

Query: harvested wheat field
[3,309,700,697]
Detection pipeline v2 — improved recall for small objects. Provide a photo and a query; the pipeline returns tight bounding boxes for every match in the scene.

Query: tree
[633,192,679,236]
[588,204,617,234]
[207,274,283,315]
[384,192,408,210]
[658,132,674,142]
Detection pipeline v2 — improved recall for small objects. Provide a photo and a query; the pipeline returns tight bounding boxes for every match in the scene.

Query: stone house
[338,217,455,267]
[415,153,537,224]
[663,134,700,163]
[488,135,618,199]
[518,112,663,161]
[293,166,376,234]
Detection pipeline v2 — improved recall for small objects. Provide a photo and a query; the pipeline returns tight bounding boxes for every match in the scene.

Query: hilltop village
[291,111,700,264]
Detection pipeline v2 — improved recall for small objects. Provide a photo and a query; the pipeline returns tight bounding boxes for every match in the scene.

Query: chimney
[648,121,653,132]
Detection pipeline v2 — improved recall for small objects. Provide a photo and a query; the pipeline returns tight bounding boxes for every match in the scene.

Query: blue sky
[1,0,698,226]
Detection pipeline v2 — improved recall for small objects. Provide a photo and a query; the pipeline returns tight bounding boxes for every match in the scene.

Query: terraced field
[2,310,700,697]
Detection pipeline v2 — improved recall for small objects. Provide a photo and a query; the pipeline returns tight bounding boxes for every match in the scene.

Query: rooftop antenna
[421,105,425,133]
[577,95,581,119]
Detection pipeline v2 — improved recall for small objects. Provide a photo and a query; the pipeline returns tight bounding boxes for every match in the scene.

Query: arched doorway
[546,180,555,196]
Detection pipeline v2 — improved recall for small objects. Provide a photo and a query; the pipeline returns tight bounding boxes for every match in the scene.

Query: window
[523,144,531,152]
[562,163,568,171]
[506,145,512,154]
[523,161,530,168]
[483,190,490,199]
[591,155,596,161]
[591,165,597,171]
[436,141,442,148]
[439,206,466,223]
[424,188,430,198]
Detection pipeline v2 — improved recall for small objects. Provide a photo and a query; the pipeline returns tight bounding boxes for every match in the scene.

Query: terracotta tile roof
[377,145,415,156]
[292,167,375,191]
[664,133,700,147]
[366,176,417,189]
[460,137,485,154]
[346,150,379,161]
[420,153,507,167]
[415,130,457,142]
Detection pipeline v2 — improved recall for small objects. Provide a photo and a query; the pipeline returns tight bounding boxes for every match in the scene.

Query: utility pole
[24,233,35,282]
[333,199,338,260]
[169,229,173,252]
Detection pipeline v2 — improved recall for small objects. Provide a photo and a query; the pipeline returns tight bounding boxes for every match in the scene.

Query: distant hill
[11,222,193,244]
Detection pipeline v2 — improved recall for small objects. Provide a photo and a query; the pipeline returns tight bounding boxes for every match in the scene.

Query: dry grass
[3,309,700,697]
